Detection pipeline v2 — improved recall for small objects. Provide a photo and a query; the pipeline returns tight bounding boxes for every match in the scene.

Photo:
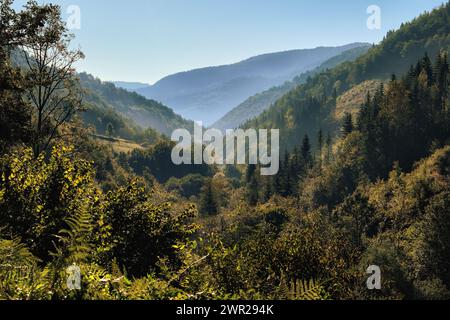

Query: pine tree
[245,164,259,205]
[435,51,449,108]
[317,129,323,168]
[274,152,290,196]
[283,152,293,196]
[200,179,218,216]
[274,163,284,196]
[301,135,312,168]
[422,52,434,86]
[342,113,354,137]
[262,177,273,202]
[415,60,423,77]
[106,123,115,137]
[289,146,302,187]
[325,132,332,164]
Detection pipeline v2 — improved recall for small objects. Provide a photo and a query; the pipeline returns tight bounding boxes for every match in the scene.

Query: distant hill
[212,45,370,131]
[11,51,189,140]
[135,43,369,125]
[244,3,450,152]
[112,81,151,92]
[79,73,194,137]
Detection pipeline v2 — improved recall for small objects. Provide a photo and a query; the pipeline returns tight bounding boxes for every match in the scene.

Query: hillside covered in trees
[213,45,370,131]
[244,3,450,152]
[0,0,449,302]
[80,73,194,137]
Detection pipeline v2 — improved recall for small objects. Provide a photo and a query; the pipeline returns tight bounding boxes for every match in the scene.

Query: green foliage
[128,140,212,183]
[166,174,206,199]
[100,180,198,276]
[0,233,45,299]
[1,0,450,302]
[82,102,161,144]
[0,145,98,260]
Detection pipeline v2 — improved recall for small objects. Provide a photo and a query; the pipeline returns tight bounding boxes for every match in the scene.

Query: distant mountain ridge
[212,45,371,131]
[112,81,151,92]
[133,43,370,125]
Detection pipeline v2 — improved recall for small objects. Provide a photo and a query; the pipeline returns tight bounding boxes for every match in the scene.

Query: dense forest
[244,2,450,152]
[0,0,450,301]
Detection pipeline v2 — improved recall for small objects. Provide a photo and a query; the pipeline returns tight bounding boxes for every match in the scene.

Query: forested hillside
[213,45,370,131]
[0,0,449,301]
[11,48,192,139]
[80,73,194,136]
[245,3,450,151]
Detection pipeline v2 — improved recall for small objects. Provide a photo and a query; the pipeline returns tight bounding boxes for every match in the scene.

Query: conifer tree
[245,164,259,205]
[106,123,115,137]
[435,51,449,108]
[200,179,218,216]
[342,113,354,137]
[274,152,290,196]
[422,52,434,85]
[325,132,332,164]
[317,129,323,168]
[300,135,313,172]
[262,177,274,202]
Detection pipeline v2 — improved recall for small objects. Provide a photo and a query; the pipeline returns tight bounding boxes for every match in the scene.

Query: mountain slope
[245,3,450,152]
[334,79,382,120]
[135,43,369,125]
[79,73,193,136]
[213,45,370,130]
[11,51,188,140]
[112,81,151,91]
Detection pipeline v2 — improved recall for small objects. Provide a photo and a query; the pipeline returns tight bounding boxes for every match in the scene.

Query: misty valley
[0,0,450,305]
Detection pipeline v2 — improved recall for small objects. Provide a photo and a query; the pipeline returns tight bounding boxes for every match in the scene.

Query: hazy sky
[12,0,446,84]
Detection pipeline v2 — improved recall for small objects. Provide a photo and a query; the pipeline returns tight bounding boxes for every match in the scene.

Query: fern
[52,209,93,264]
[277,273,329,300]
[0,230,46,299]
[43,209,94,297]
[290,279,326,300]
[0,236,39,268]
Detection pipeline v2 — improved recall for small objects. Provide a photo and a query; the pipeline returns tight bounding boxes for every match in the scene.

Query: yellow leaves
[366,146,450,226]
[52,144,74,157]
[35,204,44,213]
[172,244,185,251]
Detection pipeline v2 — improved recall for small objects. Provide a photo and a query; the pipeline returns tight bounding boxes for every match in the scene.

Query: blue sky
[12,0,446,84]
